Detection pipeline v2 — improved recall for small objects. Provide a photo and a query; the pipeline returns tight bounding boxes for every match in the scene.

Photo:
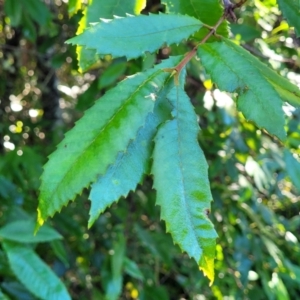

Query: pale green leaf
[37,56,182,227]
[88,84,173,228]
[75,0,146,72]
[67,14,202,60]
[283,149,300,191]
[277,0,300,36]
[2,241,71,300]
[198,38,300,140]
[0,219,62,243]
[162,0,228,40]
[152,87,217,284]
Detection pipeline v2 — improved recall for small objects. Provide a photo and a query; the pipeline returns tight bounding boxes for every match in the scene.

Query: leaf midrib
[47,69,166,205]
[89,23,201,40]
[174,88,202,256]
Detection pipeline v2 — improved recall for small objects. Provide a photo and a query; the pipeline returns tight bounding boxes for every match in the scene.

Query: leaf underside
[88,89,173,228]
[152,86,217,284]
[37,56,182,227]
[67,14,202,60]
[277,0,300,37]
[198,38,300,141]
[2,241,71,300]
[76,0,146,72]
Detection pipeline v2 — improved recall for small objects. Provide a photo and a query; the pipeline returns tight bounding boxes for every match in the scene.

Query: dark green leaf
[68,0,82,17]
[103,232,125,300]
[4,0,22,26]
[67,14,202,60]
[76,80,99,111]
[152,87,217,284]
[1,282,34,300]
[2,241,71,300]
[198,38,300,140]
[0,219,62,243]
[124,258,144,281]
[230,23,261,42]
[277,0,300,36]
[162,0,228,40]
[25,0,52,26]
[50,240,69,267]
[0,288,10,300]
[37,56,182,227]
[98,62,127,89]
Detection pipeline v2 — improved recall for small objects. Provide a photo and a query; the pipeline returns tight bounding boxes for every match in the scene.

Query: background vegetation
[0,0,300,299]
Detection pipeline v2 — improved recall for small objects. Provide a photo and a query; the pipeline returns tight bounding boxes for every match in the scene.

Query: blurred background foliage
[0,0,300,299]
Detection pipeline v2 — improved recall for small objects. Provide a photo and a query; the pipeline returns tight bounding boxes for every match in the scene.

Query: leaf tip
[87,218,95,229]
[199,256,215,286]
[34,210,44,235]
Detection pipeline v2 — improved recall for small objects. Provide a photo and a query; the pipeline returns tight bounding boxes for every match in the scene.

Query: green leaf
[75,0,146,72]
[37,56,182,227]
[0,288,10,300]
[102,232,126,300]
[98,61,127,89]
[1,282,34,300]
[4,0,22,26]
[162,0,228,40]
[152,87,217,284]
[230,23,261,42]
[68,0,82,17]
[88,85,173,228]
[67,14,203,60]
[277,0,300,36]
[198,38,300,140]
[25,0,52,26]
[2,241,71,300]
[283,149,300,191]
[124,257,144,281]
[50,240,69,267]
[0,219,62,243]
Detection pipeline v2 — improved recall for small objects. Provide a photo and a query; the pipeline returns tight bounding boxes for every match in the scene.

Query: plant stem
[165,0,248,83]
[174,15,226,74]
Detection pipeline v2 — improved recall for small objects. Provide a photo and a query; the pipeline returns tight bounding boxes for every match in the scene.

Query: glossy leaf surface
[198,38,300,140]
[2,241,71,300]
[152,87,217,284]
[68,14,202,60]
[38,56,181,227]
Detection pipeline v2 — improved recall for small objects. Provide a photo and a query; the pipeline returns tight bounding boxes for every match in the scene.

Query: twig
[174,15,226,75]
[164,0,248,83]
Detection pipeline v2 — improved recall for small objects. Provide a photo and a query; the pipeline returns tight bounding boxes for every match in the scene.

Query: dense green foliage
[1,0,300,299]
